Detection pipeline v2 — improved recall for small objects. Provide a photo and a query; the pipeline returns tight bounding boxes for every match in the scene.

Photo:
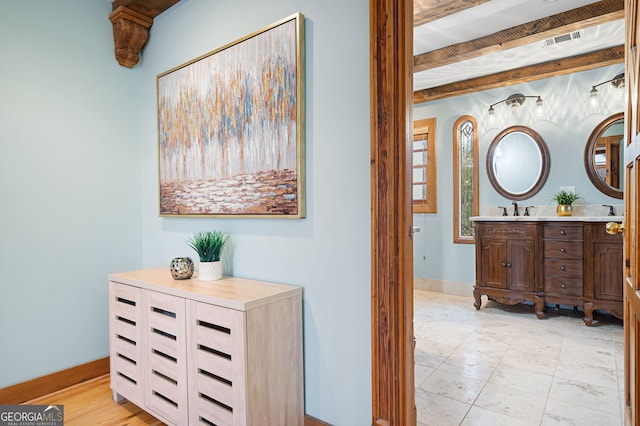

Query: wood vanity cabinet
[542,223,584,311]
[473,222,545,318]
[474,220,623,325]
[583,222,624,325]
[108,268,303,426]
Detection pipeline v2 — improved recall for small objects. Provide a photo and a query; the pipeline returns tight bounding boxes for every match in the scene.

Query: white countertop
[471,215,623,222]
[474,204,624,222]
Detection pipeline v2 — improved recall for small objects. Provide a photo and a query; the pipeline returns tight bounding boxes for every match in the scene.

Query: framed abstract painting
[157,13,305,217]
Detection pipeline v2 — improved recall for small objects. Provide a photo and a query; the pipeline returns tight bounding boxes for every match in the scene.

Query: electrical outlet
[559,185,575,193]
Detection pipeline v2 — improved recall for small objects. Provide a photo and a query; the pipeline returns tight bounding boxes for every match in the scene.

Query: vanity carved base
[474,220,623,326]
[473,287,545,319]
[583,301,624,326]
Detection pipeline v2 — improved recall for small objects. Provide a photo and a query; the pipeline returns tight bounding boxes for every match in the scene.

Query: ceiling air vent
[542,30,585,47]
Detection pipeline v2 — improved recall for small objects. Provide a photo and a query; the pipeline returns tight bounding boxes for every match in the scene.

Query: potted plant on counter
[552,190,580,217]
[186,230,229,281]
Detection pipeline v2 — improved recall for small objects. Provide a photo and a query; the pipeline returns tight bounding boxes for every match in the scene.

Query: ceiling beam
[413,0,491,27]
[413,45,624,104]
[111,0,181,18]
[414,0,624,73]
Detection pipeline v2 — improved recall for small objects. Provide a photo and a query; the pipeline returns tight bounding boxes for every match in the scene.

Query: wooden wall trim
[370,0,416,424]
[0,357,332,424]
[0,357,110,404]
[304,414,333,426]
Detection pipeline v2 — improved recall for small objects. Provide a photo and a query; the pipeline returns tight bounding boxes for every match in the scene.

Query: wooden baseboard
[305,414,332,426]
[1,357,331,425]
[0,357,110,404]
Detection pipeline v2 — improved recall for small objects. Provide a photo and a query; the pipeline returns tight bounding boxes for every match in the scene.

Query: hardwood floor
[26,375,164,426]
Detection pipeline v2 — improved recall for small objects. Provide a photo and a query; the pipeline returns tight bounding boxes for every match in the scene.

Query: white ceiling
[413,0,625,91]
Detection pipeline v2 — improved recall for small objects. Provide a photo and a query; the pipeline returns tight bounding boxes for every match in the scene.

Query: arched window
[453,116,478,243]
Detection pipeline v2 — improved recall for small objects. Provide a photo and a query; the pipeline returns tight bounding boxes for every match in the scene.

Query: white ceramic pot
[198,261,223,281]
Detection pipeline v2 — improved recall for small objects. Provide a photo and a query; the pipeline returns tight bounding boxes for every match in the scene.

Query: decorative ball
[170,257,194,280]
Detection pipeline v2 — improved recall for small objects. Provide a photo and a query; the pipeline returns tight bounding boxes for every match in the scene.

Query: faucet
[512,201,519,216]
[498,206,508,216]
[603,204,615,216]
[524,206,534,216]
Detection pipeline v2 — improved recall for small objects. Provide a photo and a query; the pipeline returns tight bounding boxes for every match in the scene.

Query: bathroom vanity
[472,214,623,325]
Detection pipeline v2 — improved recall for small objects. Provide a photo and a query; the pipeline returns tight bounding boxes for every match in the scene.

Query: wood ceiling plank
[413,45,624,103]
[414,0,491,27]
[414,0,624,72]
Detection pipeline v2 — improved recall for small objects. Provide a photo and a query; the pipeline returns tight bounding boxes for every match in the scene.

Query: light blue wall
[0,1,142,387]
[138,1,371,424]
[413,65,624,286]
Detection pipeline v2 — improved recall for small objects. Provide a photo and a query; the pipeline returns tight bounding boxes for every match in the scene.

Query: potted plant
[186,230,229,281]
[552,190,580,216]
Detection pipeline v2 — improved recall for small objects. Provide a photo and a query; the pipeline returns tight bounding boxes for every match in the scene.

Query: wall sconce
[590,73,625,105]
[488,93,543,118]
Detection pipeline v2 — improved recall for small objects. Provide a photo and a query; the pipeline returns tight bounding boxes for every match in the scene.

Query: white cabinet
[108,268,303,426]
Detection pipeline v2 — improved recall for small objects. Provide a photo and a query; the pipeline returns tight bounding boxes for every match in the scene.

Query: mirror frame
[583,112,624,199]
[486,125,551,201]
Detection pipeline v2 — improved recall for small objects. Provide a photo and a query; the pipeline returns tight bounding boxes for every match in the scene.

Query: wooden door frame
[623,1,639,424]
[370,0,416,424]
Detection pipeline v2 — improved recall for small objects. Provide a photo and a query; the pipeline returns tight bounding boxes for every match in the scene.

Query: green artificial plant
[551,190,581,205]
[186,230,229,262]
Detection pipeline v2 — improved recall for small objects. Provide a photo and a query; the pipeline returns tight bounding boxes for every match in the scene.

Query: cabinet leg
[473,288,482,310]
[534,296,545,319]
[112,391,125,402]
[583,302,594,326]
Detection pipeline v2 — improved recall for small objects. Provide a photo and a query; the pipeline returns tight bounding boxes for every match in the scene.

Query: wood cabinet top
[109,268,301,311]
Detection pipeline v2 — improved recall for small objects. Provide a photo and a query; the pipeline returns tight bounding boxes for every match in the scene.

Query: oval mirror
[487,125,550,201]
[584,112,624,199]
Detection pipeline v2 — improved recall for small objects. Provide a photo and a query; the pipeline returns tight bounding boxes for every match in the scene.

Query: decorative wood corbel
[109,6,153,68]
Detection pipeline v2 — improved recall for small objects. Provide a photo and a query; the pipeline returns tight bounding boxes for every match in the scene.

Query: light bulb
[590,88,598,107]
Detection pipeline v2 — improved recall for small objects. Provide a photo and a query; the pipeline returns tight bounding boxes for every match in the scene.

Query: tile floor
[414,290,624,426]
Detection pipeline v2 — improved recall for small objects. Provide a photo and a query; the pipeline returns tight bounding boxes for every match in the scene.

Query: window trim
[412,118,437,214]
[453,115,479,244]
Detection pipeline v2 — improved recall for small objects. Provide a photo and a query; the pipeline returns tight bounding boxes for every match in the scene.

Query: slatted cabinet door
[145,291,188,425]
[187,300,246,426]
[109,282,145,407]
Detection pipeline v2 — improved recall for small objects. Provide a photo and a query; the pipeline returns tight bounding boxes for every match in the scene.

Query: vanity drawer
[478,222,537,239]
[544,275,583,296]
[545,259,584,277]
[544,241,584,260]
[543,224,583,241]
